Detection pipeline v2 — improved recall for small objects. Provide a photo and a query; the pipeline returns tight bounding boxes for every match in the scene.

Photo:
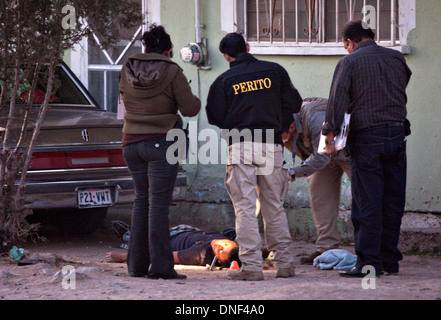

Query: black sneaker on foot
[111,220,130,239]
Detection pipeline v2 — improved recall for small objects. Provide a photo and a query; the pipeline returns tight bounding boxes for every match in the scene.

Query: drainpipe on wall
[195,0,202,44]
[194,0,211,70]
[179,0,211,70]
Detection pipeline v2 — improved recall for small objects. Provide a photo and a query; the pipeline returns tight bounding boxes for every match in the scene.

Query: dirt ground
[1,207,441,304]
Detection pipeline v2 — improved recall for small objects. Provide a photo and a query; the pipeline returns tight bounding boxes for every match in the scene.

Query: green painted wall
[403,0,441,212]
[61,0,425,241]
[160,0,441,235]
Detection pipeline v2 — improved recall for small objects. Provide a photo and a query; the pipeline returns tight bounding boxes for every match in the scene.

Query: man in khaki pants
[224,141,293,279]
[282,98,351,265]
[206,33,302,280]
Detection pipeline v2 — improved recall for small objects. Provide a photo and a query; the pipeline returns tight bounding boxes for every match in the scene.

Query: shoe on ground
[111,220,130,239]
[228,269,264,281]
[339,266,382,278]
[147,272,187,280]
[129,271,148,277]
[275,263,296,278]
[382,264,399,276]
[300,251,322,265]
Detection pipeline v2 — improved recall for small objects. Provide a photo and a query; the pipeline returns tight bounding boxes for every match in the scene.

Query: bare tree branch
[0,0,143,249]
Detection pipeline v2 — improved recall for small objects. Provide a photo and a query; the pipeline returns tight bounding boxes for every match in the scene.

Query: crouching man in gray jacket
[282,98,351,265]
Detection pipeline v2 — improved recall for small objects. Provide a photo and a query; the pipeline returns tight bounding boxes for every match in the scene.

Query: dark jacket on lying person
[111,222,239,267]
[171,230,234,267]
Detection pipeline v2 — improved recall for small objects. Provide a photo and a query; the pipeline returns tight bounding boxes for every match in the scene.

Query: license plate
[77,188,112,208]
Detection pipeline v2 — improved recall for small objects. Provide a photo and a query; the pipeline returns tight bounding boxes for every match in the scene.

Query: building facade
[66,0,441,240]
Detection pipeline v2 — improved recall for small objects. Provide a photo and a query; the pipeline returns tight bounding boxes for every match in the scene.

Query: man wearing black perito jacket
[206,32,302,281]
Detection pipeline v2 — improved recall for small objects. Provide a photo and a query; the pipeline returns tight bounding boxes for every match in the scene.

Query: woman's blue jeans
[349,125,407,274]
[123,138,178,276]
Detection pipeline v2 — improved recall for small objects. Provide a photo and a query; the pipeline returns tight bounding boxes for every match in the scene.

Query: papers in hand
[318,113,351,154]
[335,112,351,150]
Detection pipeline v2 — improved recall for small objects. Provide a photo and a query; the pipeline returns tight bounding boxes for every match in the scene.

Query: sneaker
[276,263,296,278]
[227,269,264,281]
[111,220,130,239]
[300,251,322,265]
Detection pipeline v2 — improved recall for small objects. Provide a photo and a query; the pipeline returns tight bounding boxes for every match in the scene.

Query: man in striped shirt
[323,20,412,278]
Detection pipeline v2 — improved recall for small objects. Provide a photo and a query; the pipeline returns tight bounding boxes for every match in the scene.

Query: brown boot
[275,263,296,278]
[228,269,264,281]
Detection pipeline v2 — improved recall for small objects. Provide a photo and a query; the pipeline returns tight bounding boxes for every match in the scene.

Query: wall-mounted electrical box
[180,43,204,65]
[180,39,211,70]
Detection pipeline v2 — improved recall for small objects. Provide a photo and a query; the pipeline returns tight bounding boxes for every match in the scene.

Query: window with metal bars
[239,0,399,46]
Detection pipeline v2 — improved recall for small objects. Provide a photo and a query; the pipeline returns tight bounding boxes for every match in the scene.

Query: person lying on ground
[106,221,242,268]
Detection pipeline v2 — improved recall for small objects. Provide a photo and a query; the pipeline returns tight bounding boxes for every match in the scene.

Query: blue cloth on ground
[313,249,357,270]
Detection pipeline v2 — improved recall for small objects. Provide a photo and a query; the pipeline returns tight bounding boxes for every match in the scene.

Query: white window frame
[221,0,415,55]
[70,0,161,110]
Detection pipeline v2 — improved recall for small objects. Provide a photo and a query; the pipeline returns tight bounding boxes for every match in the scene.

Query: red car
[4,62,187,234]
